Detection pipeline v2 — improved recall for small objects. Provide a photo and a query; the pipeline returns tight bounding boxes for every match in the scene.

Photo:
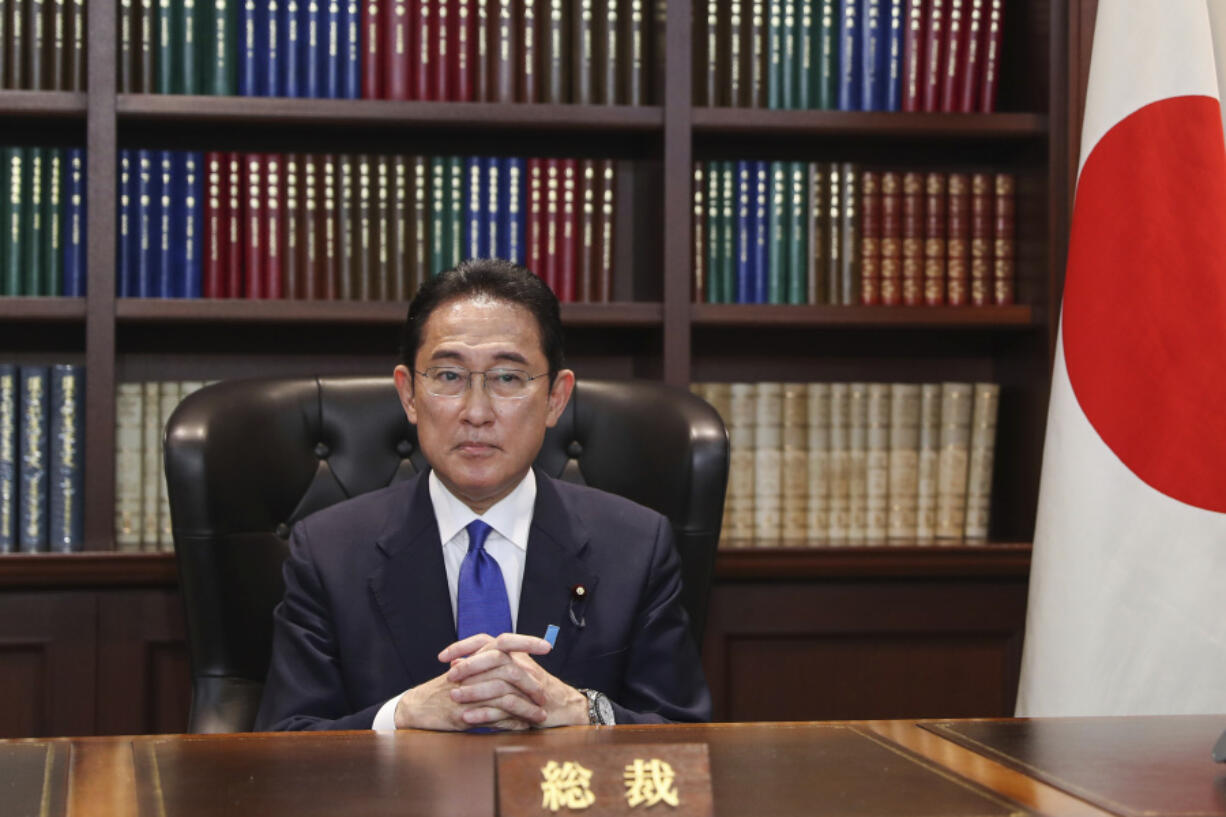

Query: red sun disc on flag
[1063,95,1226,513]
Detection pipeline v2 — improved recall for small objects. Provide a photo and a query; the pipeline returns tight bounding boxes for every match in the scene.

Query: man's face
[393,295,574,514]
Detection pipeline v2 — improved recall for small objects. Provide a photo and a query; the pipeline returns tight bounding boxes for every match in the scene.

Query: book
[473,0,490,101]
[753,382,783,545]
[136,0,155,92]
[25,148,43,296]
[859,169,881,305]
[456,0,474,101]
[923,171,945,305]
[1,148,18,295]
[464,156,485,259]
[805,382,830,542]
[238,0,261,95]
[519,0,536,102]
[283,0,301,97]
[879,170,901,304]
[18,366,49,552]
[543,158,559,293]
[993,171,1015,304]
[861,0,886,110]
[838,161,860,305]
[785,161,805,303]
[767,161,785,303]
[116,149,133,296]
[964,382,999,541]
[283,153,302,298]
[900,170,923,305]
[361,0,380,97]
[814,0,837,108]
[596,158,614,301]
[957,0,984,112]
[139,381,160,549]
[176,152,203,298]
[181,0,203,93]
[156,381,182,551]
[824,162,841,304]
[224,153,243,296]
[0,365,16,553]
[503,157,525,264]
[320,154,339,299]
[752,160,768,302]
[542,0,565,103]
[946,171,969,306]
[341,0,359,97]
[726,0,743,105]
[411,155,428,284]
[693,163,707,301]
[884,0,904,110]
[979,0,1002,112]
[302,0,323,97]
[263,153,284,299]
[780,382,808,545]
[726,382,756,544]
[243,154,264,297]
[865,383,890,541]
[886,383,920,541]
[579,159,597,302]
[43,364,80,551]
[392,154,410,300]
[573,0,594,103]
[205,0,236,94]
[374,155,391,299]
[837,0,860,110]
[42,148,62,296]
[334,153,353,299]
[494,0,515,102]
[900,0,924,112]
[766,0,783,109]
[386,0,409,99]
[63,150,86,296]
[525,158,543,277]
[354,154,372,297]
[934,381,972,540]
[625,0,645,104]
[921,0,944,111]
[847,381,868,543]
[322,0,341,97]
[50,0,67,90]
[806,161,827,304]
[202,152,227,297]
[795,0,812,108]
[915,381,939,541]
[260,0,280,96]
[827,381,849,543]
[939,0,964,112]
[26,0,46,90]
[969,170,991,305]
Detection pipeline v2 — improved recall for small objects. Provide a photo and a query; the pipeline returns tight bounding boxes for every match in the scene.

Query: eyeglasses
[415,366,548,400]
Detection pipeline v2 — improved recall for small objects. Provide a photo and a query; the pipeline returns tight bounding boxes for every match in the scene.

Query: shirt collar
[428,469,536,551]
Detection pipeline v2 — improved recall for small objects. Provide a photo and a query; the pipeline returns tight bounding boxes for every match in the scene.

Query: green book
[816,0,838,109]
[156,0,176,93]
[786,160,805,304]
[43,149,62,296]
[796,0,813,109]
[24,149,44,296]
[205,0,235,94]
[429,157,446,276]
[447,156,463,270]
[138,0,155,92]
[179,0,202,93]
[768,161,786,304]
[704,161,722,304]
[767,1,783,109]
[2,149,20,296]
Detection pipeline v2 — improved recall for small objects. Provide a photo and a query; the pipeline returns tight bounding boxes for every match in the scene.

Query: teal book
[815,0,838,109]
[156,0,176,92]
[2,148,21,296]
[42,149,62,296]
[796,0,814,108]
[767,161,786,304]
[178,0,203,93]
[786,160,806,304]
[205,0,236,94]
[767,1,783,108]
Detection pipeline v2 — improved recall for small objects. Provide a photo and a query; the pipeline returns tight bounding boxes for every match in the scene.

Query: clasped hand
[393,632,588,731]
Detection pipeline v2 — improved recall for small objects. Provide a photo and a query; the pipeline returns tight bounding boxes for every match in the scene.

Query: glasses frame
[413,366,550,400]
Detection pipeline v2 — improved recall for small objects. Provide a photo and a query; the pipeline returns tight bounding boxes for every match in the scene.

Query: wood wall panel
[96,590,190,736]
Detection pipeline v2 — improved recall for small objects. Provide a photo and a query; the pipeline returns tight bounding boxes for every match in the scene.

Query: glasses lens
[426,367,468,396]
[485,369,531,399]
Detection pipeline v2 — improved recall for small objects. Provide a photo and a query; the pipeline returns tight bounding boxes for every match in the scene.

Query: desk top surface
[9,717,1226,817]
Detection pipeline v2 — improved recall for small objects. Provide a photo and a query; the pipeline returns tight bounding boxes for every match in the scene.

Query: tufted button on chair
[165,376,729,734]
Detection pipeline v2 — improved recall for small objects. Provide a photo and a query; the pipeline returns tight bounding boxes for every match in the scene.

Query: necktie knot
[466,519,493,554]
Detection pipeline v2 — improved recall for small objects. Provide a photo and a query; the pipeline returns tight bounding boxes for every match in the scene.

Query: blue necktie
[456,520,513,639]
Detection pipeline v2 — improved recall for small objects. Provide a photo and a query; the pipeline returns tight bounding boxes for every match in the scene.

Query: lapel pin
[569,584,588,628]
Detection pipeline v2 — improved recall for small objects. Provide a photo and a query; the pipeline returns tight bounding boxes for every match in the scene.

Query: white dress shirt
[372,470,536,731]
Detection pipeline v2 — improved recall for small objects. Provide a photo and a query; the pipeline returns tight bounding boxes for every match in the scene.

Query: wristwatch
[579,689,615,725]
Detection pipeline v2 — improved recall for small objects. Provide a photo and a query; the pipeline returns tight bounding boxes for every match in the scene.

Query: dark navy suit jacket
[254,468,712,730]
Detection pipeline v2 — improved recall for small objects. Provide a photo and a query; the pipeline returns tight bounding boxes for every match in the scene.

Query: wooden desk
[10,718,1225,817]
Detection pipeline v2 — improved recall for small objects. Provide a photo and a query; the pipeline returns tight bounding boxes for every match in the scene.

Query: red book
[859,171,881,305]
[386,0,411,99]
[557,159,577,303]
[416,0,435,100]
[901,0,927,113]
[922,0,945,112]
[526,159,545,279]
[993,172,1015,304]
[879,172,902,306]
[940,0,966,113]
[203,152,228,298]
[455,0,474,101]
[900,172,924,306]
[923,172,946,305]
[244,155,265,298]
[543,159,560,296]
[945,172,970,305]
[969,172,992,306]
[958,0,985,112]
[979,0,1003,112]
[435,0,452,100]
[263,154,284,300]
[225,153,244,299]
[362,0,383,98]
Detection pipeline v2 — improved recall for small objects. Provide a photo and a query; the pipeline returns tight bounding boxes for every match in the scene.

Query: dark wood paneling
[96,590,190,736]
[0,594,96,737]
[702,578,1028,722]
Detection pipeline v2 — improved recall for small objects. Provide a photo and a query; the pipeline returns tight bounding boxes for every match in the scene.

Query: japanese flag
[1016,0,1226,716]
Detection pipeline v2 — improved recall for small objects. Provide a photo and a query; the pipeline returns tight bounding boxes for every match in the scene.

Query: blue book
[239,0,263,96]
[48,365,83,553]
[838,0,862,110]
[884,0,905,111]
[63,149,86,296]
[174,152,204,298]
[156,151,175,297]
[464,156,485,259]
[322,0,341,97]
[0,365,16,553]
[283,0,302,97]
[340,0,359,98]
[501,158,525,263]
[134,150,157,297]
[753,161,769,303]
[860,0,886,110]
[17,366,49,553]
[117,150,134,297]
[485,158,501,260]
[264,0,283,96]
[302,0,323,97]
[735,160,753,304]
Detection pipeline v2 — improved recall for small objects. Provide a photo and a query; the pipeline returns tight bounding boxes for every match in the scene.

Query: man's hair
[399,258,566,381]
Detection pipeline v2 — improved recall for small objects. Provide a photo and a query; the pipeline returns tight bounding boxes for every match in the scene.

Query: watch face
[595,695,614,725]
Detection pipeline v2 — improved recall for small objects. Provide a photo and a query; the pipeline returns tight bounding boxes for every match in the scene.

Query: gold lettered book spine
[915,382,941,542]
[963,382,999,541]
[356,154,374,298]
[780,382,809,546]
[838,161,859,306]
[412,156,429,288]
[880,170,902,305]
[0,369,16,552]
[113,383,143,551]
[692,164,704,303]
[375,154,392,301]
[320,154,339,300]
[827,382,850,544]
[923,171,946,305]
[544,0,567,104]
[752,382,783,546]
[846,381,868,543]
[969,171,992,306]
[887,383,921,542]
[946,171,970,306]
[335,154,355,300]
[19,367,49,552]
[726,382,757,546]
[859,169,881,305]
[865,382,890,543]
[281,154,301,300]
[935,381,973,540]
[572,0,593,103]
[993,171,1015,305]
[727,0,743,106]
[302,154,320,299]
[805,382,830,543]
[825,162,842,304]
[625,0,644,104]
[580,159,597,303]
[901,170,923,305]
[597,159,615,302]
[520,0,537,103]
[392,154,410,300]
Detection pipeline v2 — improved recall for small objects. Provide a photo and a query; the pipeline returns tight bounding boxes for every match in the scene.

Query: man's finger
[437,633,498,663]
[462,695,547,725]
[451,666,547,706]
[491,633,553,655]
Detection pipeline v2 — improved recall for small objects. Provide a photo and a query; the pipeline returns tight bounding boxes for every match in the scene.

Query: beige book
[780,383,808,546]
[753,383,783,546]
[964,383,1001,541]
[805,383,831,544]
[865,384,891,543]
[114,383,144,552]
[847,382,868,544]
[726,383,757,546]
[701,383,735,547]
[180,381,208,396]
[141,382,162,551]
[157,382,184,552]
[935,382,974,540]
[916,383,941,543]
[887,384,921,541]
[827,383,850,544]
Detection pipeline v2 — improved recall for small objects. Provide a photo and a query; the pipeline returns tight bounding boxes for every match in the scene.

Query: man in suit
[255,259,711,731]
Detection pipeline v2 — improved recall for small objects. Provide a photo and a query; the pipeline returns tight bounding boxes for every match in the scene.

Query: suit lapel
[517,472,597,675]
[367,473,456,686]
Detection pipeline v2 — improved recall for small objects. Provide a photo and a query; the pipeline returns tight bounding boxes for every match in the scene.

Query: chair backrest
[165,376,729,733]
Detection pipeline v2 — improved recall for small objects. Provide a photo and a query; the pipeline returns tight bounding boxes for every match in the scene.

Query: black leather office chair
[165,376,729,734]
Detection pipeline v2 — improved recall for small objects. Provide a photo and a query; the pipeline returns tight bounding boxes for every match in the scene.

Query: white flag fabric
[1016,0,1226,716]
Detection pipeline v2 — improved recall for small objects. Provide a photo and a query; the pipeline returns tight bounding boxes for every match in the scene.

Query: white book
[158,382,184,552]
[114,383,144,552]
[141,382,162,551]
[847,382,869,544]
[780,383,808,546]
[753,382,783,546]
[865,383,891,543]
[936,382,974,540]
[915,383,941,543]
[827,383,850,544]
[805,383,830,544]
[727,383,757,546]
[887,384,921,541]
[964,382,1001,541]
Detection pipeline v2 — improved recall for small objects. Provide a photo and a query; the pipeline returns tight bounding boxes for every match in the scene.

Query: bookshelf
[0,0,1087,733]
